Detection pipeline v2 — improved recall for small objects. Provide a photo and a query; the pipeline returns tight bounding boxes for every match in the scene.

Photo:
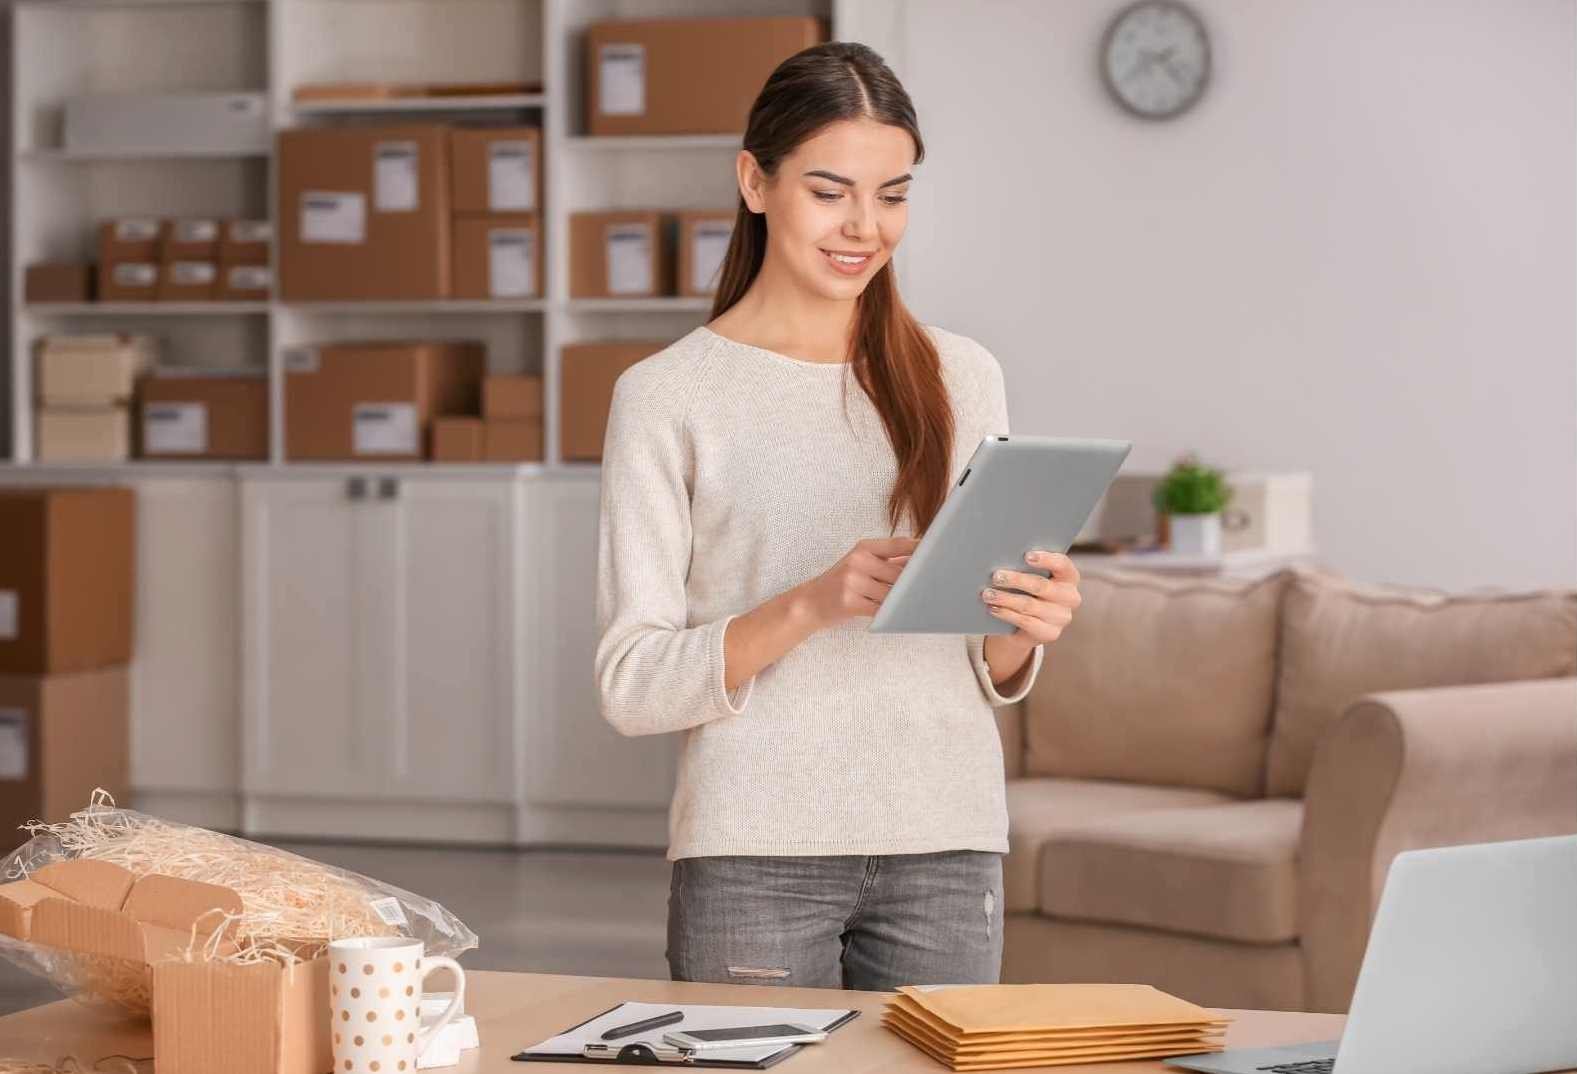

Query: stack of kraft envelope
[883,983,1231,1070]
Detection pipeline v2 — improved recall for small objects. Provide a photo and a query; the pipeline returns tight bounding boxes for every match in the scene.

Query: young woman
[594,41,1083,991]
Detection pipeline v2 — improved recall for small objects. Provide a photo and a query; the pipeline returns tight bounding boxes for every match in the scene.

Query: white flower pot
[1169,512,1222,557]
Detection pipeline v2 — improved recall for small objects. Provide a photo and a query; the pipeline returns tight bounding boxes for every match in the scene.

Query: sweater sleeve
[594,368,755,737]
[963,339,1046,707]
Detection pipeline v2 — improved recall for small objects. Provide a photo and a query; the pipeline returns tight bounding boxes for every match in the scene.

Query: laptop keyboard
[1256,1062,1335,1074]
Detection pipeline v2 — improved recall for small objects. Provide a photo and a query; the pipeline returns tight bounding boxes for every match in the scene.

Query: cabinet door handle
[378,477,400,500]
[346,477,368,501]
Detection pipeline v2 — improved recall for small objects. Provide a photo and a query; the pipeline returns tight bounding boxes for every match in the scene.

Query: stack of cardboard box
[570,209,734,299]
[34,334,156,461]
[216,219,272,301]
[0,488,134,853]
[79,217,271,304]
[451,127,542,300]
[432,374,545,462]
[97,218,164,301]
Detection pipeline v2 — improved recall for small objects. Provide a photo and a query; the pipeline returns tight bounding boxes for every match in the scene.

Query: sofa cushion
[1039,799,1304,944]
[1266,570,1577,796]
[1022,568,1289,797]
[1003,777,1233,913]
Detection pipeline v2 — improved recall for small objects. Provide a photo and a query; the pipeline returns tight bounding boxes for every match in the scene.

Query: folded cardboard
[450,126,540,213]
[453,214,541,299]
[278,125,452,300]
[139,372,268,460]
[432,417,484,462]
[0,487,135,675]
[677,210,735,297]
[35,409,132,463]
[156,261,218,302]
[482,374,543,420]
[36,335,156,405]
[24,263,94,304]
[161,219,221,262]
[98,219,163,265]
[0,667,129,854]
[285,340,484,460]
[220,219,272,265]
[586,17,826,136]
[217,263,272,302]
[560,340,663,461]
[569,211,674,298]
[99,261,160,302]
[65,92,269,155]
[484,418,543,462]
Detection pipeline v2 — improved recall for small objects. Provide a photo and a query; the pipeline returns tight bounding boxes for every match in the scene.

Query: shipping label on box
[116,219,161,244]
[229,220,272,244]
[112,263,158,288]
[301,192,366,244]
[488,141,536,211]
[353,403,419,455]
[488,228,536,297]
[0,591,16,641]
[690,220,732,294]
[171,219,219,245]
[224,265,271,293]
[143,402,208,455]
[0,708,25,781]
[374,141,420,212]
[283,347,319,374]
[606,223,654,294]
[169,262,216,287]
[598,43,646,115]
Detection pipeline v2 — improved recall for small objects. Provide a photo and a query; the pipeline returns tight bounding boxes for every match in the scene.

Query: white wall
[859,0,1576,591]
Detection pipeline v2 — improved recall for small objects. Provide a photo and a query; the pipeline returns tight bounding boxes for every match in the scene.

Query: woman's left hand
[981,550,1082,645]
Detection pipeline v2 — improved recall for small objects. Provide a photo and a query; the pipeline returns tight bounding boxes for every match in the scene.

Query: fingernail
[1026,551,1042,565]
[993,570,1009,584]
[982,588,999,601]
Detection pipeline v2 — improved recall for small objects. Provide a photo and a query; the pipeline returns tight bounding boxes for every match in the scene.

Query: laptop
[1167,834,1577,1074]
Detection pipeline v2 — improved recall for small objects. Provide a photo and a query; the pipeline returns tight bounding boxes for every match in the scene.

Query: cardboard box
[24,263,94,304]
[0,487,134,675]
[432,417,484,462]
[156,261,219,302]
[677,210,735,297]
[560,340,664,461]
[285,340,485,461]
[161,218,221,262]
[35,409,132,463]
[98,218,163,265]
[483,418,543,462]
[220,219,272,265]
[99,261,160,302]
[0,667,129,853]
[36,335,156,405]
[453,214,541,299]
[65,92,269,155]
[483,374,543,420]
[569,211,674,298]
[216,263,272,302]
[277,125,452,301]
[450,126,541,213]
[586,17,826,136]
[139,373,268,460]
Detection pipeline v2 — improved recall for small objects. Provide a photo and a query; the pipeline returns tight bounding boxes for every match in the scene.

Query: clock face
[1102,0,1210,120]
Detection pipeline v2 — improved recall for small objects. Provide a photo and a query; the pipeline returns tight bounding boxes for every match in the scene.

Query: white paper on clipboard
[520,1001,856,1064]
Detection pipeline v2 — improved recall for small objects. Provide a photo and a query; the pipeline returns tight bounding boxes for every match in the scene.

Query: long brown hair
[710,42,953,537]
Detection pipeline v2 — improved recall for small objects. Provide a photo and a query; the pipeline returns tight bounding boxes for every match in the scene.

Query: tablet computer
[868,435,1132,635]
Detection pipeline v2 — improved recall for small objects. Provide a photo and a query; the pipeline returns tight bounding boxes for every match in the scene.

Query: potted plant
[1153,455,1234,557]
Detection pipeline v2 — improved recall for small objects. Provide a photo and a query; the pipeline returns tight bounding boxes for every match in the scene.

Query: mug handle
[413,956,467,1061]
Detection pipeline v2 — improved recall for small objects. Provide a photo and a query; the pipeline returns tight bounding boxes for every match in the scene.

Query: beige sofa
[996,565,1577,1014]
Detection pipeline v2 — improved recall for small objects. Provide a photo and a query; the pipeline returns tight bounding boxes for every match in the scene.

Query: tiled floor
[0,841,672,1017]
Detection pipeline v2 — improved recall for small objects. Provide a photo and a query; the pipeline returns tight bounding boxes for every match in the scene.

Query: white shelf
[565,297,712,314]
[565,134,742,151]
[280,299,549,315]
[19,147,269,163]
[16,0,263,8]
[24,302,270,316]
[289,94,545,116]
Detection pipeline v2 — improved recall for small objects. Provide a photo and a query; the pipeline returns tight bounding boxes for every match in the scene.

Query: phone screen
[686,1024,806,1042]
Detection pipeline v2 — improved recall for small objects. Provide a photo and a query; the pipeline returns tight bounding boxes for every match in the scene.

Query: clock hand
[1122,50,1158,83]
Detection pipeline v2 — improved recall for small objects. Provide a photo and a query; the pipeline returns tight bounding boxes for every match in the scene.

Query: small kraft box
[560,341,665,461]
[98,218,163,265]
[277,125,452,301]
[481,374,544,461]
[0,487,135,676]
[219,219,272,265]
[161,218,221,262]
[284,340,485,461]
[432,417,484,463]
[450,126,541,213]
[98,261,161,302]
[453,214,540,299]
[34,410,132,463]
[569,211,674,298]
[677,210,735,297]
[24,264,94,304]
[586,17,826,136]
[0,667,128,853]
[139,372,268,461]
[482,373,543,420]
[216,263,272,302]
[156,261,219,302]
[36,334,156,406]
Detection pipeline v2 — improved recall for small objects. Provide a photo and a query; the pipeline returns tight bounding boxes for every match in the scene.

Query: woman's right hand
[794,536,919,631]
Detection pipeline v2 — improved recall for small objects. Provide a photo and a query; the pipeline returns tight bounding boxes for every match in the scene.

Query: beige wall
[861,0,1576,591]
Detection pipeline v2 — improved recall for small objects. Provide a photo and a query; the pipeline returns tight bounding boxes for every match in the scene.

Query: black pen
[601,1010,685,1041]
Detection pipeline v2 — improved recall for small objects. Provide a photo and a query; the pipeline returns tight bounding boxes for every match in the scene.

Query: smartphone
[663,1023,828,1051]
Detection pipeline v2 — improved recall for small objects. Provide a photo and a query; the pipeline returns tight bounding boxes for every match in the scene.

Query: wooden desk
[0,971,1344,1073]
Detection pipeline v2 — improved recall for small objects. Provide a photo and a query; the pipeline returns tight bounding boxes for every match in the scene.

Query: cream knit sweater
[594,324,1044,861]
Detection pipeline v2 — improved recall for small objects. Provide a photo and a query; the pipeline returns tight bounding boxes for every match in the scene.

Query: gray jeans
[666,851,1004,991]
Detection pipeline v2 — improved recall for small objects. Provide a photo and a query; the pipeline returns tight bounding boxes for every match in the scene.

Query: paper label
[170,262,216,286]
[227,265,271,290]
[606,223,654,295]
[0,591,16,641]
[488,228,535,297]
[115,219,160,243]
[690,220,733,294]
[284,347,320,374]
[173,219,218,244]
[598,43,646,115]
[112,263,157,287]
[368,897,409,928]
[0,709,25,781]
[374,141,420,212]
[487,141,536,211]
[229,220,272,243]
[301,192,366,244]
[143,402,208,454]
[353,404,418,455]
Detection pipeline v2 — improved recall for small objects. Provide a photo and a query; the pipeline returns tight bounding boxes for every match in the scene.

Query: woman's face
[739,117,916,302]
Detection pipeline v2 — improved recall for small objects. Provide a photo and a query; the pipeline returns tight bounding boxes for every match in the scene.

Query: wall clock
[1101,0,1211,120]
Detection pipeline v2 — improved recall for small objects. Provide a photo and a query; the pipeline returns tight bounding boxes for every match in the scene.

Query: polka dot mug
[328,936,466,1074]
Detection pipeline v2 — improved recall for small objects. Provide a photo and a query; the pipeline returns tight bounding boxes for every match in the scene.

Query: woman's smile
[821,248,877,275]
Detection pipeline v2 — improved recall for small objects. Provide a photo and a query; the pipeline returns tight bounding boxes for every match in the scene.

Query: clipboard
[512,1001,862,1068]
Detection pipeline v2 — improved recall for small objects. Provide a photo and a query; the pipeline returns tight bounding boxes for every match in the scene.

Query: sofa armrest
[1298,677,1577,1012]
[996,702,1026,779]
